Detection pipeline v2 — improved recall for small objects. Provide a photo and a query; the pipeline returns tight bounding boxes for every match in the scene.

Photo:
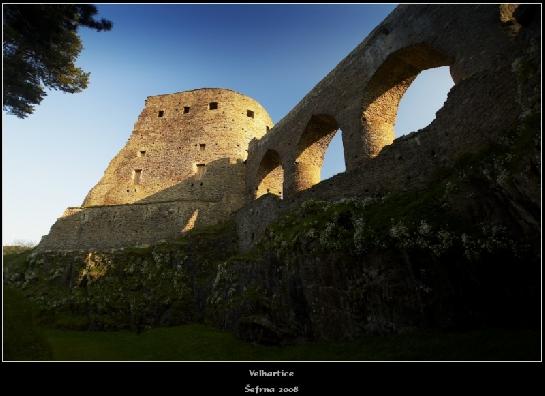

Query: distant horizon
[2,4,453,245]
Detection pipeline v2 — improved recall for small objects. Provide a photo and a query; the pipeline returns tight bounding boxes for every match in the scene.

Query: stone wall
[84,88,273,206]
[36,88,273,251]
[245,5,522,200]
[38,197,236,251]
[235,194,282,252]
[237,4,535,251]
[36,5,538,253]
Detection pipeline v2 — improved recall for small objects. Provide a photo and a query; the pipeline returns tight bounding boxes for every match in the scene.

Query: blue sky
[2,4,453,245]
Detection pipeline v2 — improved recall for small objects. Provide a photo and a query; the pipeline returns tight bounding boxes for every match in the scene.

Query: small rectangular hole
[158,110,164,117]
[183,106,190,113]
[209,102,218,110]
[196,163,206,178]
[133,169,142,184]
[247,110,254,118]
[199,144,206,151]
[138,150,146,157]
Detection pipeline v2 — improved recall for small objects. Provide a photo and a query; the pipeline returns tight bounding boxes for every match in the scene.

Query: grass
[40,325,539,361]
[3,250,540,362]
[5,255,537,363]
[3,287,53,361]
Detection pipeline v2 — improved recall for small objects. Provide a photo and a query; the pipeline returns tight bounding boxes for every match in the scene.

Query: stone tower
[84,88,273,207]
[36,88,273,251]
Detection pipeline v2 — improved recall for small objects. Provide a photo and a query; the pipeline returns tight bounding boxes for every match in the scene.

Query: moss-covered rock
[206,98,540,341]
[6,221,238,331]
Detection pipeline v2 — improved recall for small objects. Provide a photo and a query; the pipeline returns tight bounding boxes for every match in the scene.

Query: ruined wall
[235,194,282,251]
[37,198,239,251]
[36,5,538,253]
[236,66,523,251]
[245,5,522,199]
[237,4,537,251]
[37,88,273,251]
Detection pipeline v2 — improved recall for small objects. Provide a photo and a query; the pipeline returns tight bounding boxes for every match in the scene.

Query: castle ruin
[14,3,540,343]
[36,4,537,253]
[38,89,274,250]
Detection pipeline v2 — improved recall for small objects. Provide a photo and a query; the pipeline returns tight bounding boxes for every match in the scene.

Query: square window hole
[209,102,218,110]
[158,110,164,117]
[183,106,190,113]
[138,150,146,157]
[199,144,206,151]
[247,110,254,118]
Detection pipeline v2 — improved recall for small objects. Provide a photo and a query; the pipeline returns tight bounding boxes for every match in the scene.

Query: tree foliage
[3,4,112,118]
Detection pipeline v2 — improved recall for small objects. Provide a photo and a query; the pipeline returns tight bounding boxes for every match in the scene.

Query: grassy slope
[3,287,53,361]
[44,325,540,361]
[4,279,540,361]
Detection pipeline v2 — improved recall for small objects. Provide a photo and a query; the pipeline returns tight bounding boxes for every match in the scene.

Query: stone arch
[361,44,454,158]
[255,149,284,199]
[291,114,344,193]
[395,66,454,138]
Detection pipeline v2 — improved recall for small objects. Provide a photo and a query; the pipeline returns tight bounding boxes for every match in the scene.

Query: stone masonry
[237,4,536,250]
[36,4,537,252]
[83,88,272,206]
[37,88,273,250]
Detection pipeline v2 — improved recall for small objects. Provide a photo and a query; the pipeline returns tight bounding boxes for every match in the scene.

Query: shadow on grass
[3,285,539,361]
[3,287,53,361]
[3,249,540,362]
[43,325,540,361]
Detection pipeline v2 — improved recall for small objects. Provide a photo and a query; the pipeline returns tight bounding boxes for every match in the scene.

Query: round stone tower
[37,88,274,251]
[83,88,274,213]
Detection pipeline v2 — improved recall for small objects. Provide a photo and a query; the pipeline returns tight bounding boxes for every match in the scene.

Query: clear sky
[2,4,454,245]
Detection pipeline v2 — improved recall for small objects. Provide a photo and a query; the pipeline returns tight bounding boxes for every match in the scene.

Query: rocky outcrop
[7,222,238,331]
[208,105,540,342]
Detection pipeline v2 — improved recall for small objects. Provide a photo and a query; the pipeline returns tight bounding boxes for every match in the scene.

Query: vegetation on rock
[4,221,238,331]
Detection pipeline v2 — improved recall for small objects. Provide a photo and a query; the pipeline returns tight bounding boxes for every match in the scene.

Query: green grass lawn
[4,282,540,361]
[42,325,539,361]
[3,288,53,360]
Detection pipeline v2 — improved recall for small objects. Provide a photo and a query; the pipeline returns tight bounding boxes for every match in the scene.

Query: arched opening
[395,66,454,138]
[361,44,454,157]
[255,149,283,199]
[321,130,345,181]
[293,114,343,192]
